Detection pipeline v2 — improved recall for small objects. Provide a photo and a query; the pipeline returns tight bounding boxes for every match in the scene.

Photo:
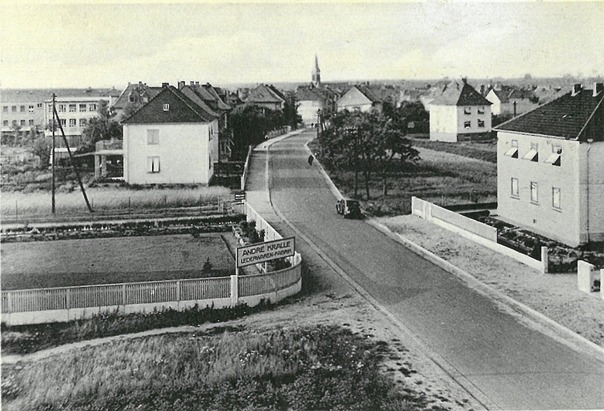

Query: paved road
[250,130,604,410]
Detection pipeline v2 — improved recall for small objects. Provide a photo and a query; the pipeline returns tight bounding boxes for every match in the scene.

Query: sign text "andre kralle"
[236,237,295,267]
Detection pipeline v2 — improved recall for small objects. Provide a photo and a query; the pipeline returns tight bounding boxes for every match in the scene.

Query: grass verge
[1,302,273,355]
[2,324,437,411]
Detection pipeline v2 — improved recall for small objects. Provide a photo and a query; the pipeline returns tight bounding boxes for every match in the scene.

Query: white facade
[298,99,322,125]
[497,132,604,246]
[44,96,115,138]
[123,121,219,185]
[430,105,491,142]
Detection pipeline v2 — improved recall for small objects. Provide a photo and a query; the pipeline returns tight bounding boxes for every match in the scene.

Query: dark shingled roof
[495,87,604,141]
[431,81,491,106]
[121,86,216,124]
[246,84,285,104]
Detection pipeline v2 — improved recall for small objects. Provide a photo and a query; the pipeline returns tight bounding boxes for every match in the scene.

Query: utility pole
[51,93,56,215]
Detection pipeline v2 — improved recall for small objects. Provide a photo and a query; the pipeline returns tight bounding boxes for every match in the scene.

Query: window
[28,105,34,112]
[511,178,519,197]
[89,104,97,111]
[37,103,43,108]
[477,107,485,114]
[147,129,159,145]
[60,118,66,127]
[69,104,76,112]
[147,156,160,173]
[3,120,8,126]
[12,106,16,112]
[20,120,25,126]
[523,143,538,161]
[464,107,471,115]
[79,104,87,112]
[478,119,485,128]
[12,120,17,126]
[69,119,77,127]
[163,104,170,111]
[58,104,66,112]
[48,105,53,112]
[3,106,8,113]
[545,152,561,166]
[20,105,25,112]
[505,139,519,158]
[530,182,538,203]
[79,118,87,127]
[552,187,561,210]
[29,120,34,126]
[464,121,471,129]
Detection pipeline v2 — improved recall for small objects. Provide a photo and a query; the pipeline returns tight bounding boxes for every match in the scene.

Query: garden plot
[1,234,235,290]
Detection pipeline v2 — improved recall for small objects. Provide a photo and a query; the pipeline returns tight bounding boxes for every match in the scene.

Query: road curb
[368,220,604,363]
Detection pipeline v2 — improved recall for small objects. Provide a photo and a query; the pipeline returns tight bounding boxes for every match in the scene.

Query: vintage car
[336,198,362,219]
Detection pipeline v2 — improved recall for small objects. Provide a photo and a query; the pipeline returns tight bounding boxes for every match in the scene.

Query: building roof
[1,88,120,103]
[121,86,217,124]
[431,80,492,106]
[488,86,537,104]
[201,84,231,111]
[295,86,324,102]
[112,82,162,110]
[179,86,220,119]
[495,85,604,141]
[245,84,286,104]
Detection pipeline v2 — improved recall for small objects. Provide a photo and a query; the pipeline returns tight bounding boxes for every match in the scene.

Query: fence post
[230,275,239,305]
[176,280,181,310]
[66,288,71,310]
[541,246,549,273]
[7,292,12,314]
[577,260,595,293]
[122,284,127,312]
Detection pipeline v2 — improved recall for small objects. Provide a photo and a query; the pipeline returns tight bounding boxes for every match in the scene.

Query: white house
[429,80,492,142]
[495,83,604,247]
[122,86,219,185]
[485,84,539,117]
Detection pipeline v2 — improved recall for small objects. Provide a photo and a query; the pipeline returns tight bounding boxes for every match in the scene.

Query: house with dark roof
[485,84,539,116]
[111,82,163,120]
[495,83,604,247]
[336,85,383,113]
[245,84,285,111]
[428,79,492,142]
[121,85,219,185]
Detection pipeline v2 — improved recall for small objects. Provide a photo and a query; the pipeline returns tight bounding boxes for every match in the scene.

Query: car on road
[336,198,362,219]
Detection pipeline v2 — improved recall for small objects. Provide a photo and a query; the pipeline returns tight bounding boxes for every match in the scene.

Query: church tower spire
[311,54,321,88]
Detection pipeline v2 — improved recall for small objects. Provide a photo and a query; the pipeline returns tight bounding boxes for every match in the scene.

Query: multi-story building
[122,85,219,185]
[1,89,51,135]
[495,83,604,247]
[43,88,120,141]
[429,79,492,142]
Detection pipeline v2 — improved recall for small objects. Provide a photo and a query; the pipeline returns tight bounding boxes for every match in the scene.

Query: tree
[78,100,122,154]
[33,138,52,168]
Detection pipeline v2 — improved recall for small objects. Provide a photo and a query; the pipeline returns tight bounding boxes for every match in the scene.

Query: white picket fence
[1,202,302,326]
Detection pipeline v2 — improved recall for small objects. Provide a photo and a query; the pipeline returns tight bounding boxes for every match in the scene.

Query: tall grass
[2,325,430,410]
[1,186,232,217]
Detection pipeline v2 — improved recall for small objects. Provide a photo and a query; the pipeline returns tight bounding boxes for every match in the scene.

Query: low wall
[1,203,302,326]
[411,197,548,272]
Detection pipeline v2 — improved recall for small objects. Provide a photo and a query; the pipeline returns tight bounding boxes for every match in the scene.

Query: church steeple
[311,54,321,88]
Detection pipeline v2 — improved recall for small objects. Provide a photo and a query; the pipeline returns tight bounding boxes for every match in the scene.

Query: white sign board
[236,237,295,267]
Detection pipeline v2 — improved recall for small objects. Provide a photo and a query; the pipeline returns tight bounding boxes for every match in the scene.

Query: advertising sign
[236,237,295,268]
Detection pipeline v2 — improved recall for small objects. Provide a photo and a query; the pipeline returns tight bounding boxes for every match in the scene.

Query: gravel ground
[376,214,604,348]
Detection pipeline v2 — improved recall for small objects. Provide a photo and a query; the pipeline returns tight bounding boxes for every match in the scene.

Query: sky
[1,1,603,89]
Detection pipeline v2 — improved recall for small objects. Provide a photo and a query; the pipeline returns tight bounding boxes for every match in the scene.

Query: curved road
[249,130,604,410]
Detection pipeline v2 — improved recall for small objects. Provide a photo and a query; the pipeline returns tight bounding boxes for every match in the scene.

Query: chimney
[494,82,502,91]
[178,81,185,89]
[480,84,486,95]
[190,81,195,86]
[195,81,200,86]
[571,83,582,96]
[593,82,603,97]
[162,82,169,88]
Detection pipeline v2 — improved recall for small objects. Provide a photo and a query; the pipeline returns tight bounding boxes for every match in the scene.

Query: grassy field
[1,186,232,219]
[327,146,497,216]
[1,234,235,290]
[2,324,433,411]
[410,138,497,163]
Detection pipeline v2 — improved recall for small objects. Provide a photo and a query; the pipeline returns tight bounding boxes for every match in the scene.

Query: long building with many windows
[495,83,604,247]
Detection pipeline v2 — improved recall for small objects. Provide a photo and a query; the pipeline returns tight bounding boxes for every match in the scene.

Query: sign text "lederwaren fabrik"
[236,237,295,267]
